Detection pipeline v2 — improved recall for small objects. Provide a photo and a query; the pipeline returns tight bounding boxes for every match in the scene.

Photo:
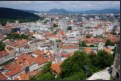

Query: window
[116,72,119,79]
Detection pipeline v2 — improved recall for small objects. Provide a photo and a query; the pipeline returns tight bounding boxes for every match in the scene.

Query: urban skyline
[0,1,120,11]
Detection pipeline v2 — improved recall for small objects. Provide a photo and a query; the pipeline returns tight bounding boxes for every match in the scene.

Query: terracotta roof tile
[104,48,111,54]
[51,62,62,74]
[0,71,7,80]
[59,43,78,49]
[33,49,43,55]
[83,47,94,53]
[0,51,9,58]
[6,46,13,50]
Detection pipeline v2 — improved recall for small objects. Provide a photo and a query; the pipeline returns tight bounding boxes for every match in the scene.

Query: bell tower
[98,40,103,51]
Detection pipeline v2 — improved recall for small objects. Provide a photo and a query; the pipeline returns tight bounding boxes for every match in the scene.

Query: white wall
[29,63,39,72]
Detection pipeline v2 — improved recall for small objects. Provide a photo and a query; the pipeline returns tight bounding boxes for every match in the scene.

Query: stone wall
[112,42,120,80]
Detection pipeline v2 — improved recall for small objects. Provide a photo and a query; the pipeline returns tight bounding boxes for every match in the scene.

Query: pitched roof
[19,70,40,80]
[33,49,43,55]
[14,78,19,80]
[0,71,7,80]
[59,43,78,49]
[0,51,9,58]
[104,48,111,54]
[83,47,94,53]
[42,39,46,42]
[26,57,38,66]
[51,62,62,74]
[50,34,56,38]
[19,73,29,80]
[6,46,13,50]
[5,62,24,77]
[61,52,70,57]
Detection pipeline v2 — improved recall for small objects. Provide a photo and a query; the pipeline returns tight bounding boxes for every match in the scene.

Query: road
[53,40,62,63]
[87,67,112,80]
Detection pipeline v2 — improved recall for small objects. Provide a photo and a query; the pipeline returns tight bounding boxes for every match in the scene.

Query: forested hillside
[0,7,40,25]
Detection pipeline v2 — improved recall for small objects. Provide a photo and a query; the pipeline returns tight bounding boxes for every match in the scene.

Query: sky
[0,1,120,11]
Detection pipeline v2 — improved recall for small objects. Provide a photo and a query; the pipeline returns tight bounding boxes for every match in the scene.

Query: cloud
[34,1,44,3]
[73,5,76,7]
[0,1,120,11]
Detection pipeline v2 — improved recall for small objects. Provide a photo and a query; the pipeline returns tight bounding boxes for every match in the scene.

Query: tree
[61,72,86,80]
[96,50,113,69]
[53,24,58,27]
[112,46,116,59]
[88,52,98,68]
[0,41,6,51]
[39,72,55,80]
[36,61,55,80]
[40,17,43,21]
[80,25,83,27]
[110,29,116,35]
[82,41,87,47]
[29,76,37,80]
[44,20,47,24]
[90,45,94,47]
[59,51,90,79]
[31,36,36,39]
[86,35,91,38]
[105,39,111,46]
[54,31,57,34]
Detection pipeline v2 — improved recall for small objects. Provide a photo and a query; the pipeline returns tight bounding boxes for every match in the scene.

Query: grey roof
[0,29,10,34]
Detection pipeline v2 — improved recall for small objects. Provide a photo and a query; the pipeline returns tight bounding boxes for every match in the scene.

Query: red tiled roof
[59,43,78,49]
[91,26,101,29]
[81,22,87,24]
[19,73,29,80]
[42,39,46,42]
[61,52,70,57]
[51,62,62,74]
[83,47,94,53]
[104,48,111,54]
[6,46,13,50]
[33,49,43,55]
[50,34,56,38]
[26,57,38,65]
[0,51,9,58]
[0,71,7,80]
[5,62,24,77]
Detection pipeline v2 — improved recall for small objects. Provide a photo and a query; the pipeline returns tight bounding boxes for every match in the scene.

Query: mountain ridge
[46,8,120,14]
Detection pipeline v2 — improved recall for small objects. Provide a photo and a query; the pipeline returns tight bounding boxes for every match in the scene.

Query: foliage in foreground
[29,50,114,80]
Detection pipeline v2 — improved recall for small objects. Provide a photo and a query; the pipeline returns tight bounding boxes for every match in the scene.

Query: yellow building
[103,27,108,33]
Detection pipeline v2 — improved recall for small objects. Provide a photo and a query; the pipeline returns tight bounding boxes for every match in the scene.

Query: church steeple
[98,39,103,51]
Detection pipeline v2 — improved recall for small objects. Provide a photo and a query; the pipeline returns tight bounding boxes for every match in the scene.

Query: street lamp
[84,65,89,80]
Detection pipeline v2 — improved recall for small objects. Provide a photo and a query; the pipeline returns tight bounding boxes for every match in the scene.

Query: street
[87,67,112,80]
[54,40,62,63]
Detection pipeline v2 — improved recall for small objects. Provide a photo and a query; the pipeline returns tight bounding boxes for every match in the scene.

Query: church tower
[98,40,103,51]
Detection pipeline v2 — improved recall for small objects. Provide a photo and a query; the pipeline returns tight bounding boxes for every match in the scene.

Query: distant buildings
[58,19,67,30]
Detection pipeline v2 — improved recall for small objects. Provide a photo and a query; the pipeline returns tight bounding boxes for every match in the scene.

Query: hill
[18,9,40,13]
[47,8,120,14]
[0,7,40,19]
[48,8,70,13]
[84,9,120,14]
[0,7,40,25]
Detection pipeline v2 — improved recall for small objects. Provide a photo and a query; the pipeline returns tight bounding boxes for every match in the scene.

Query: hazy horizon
[0,1,120,12]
